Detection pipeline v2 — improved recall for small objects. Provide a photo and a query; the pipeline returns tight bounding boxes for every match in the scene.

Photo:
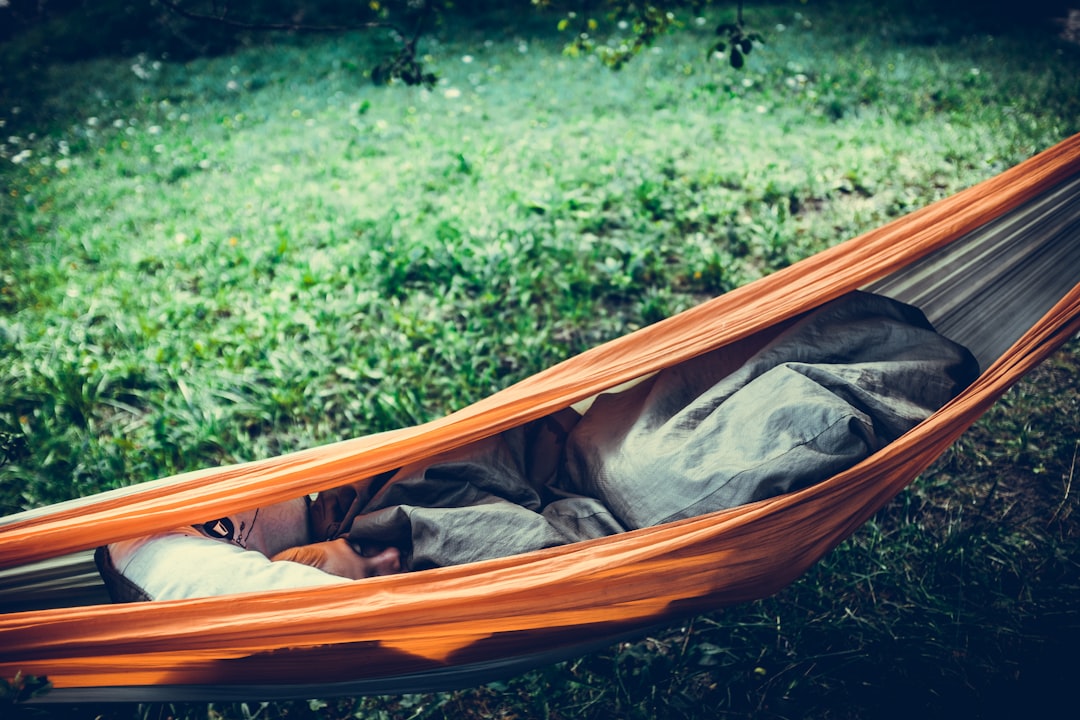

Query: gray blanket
[310,292,979,571]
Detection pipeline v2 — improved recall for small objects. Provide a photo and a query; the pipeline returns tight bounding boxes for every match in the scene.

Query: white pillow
[107,528,347,601]
[104,496,346,601]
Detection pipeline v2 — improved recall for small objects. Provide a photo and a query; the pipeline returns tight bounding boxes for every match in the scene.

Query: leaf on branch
[709,3,763,72]
[372,48,438,88]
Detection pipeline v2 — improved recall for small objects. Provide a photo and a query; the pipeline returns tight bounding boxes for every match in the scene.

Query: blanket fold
[319,292,979,571]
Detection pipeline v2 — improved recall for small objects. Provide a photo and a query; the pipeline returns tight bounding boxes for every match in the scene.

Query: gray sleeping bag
[310,291,979,571]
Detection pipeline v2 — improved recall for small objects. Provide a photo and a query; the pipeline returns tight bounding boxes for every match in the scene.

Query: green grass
[2,1,1079,717]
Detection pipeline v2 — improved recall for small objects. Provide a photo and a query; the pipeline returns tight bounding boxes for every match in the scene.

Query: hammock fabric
[1,133,1079,701]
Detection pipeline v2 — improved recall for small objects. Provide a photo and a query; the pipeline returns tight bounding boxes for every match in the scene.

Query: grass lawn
[2,1,1079,717]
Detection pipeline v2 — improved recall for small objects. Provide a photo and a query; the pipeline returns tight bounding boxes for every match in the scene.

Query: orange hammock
[1,132,1079,701]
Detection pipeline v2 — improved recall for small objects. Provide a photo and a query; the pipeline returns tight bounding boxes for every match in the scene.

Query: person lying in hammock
[102,291,979,600]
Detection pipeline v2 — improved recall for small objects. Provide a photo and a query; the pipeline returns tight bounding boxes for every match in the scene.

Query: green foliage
[371,45,440,87]
[2,0,1080,717]
[554,1,684,69]
[0,673,52,704]
[710,15,764,69]
[541,0,768,71]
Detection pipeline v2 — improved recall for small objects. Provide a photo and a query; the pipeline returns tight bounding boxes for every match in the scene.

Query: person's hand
[271,539,402,579]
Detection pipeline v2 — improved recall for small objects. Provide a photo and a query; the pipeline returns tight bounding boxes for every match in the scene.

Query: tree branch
[155,0,408,37]
[156,0,440,86]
